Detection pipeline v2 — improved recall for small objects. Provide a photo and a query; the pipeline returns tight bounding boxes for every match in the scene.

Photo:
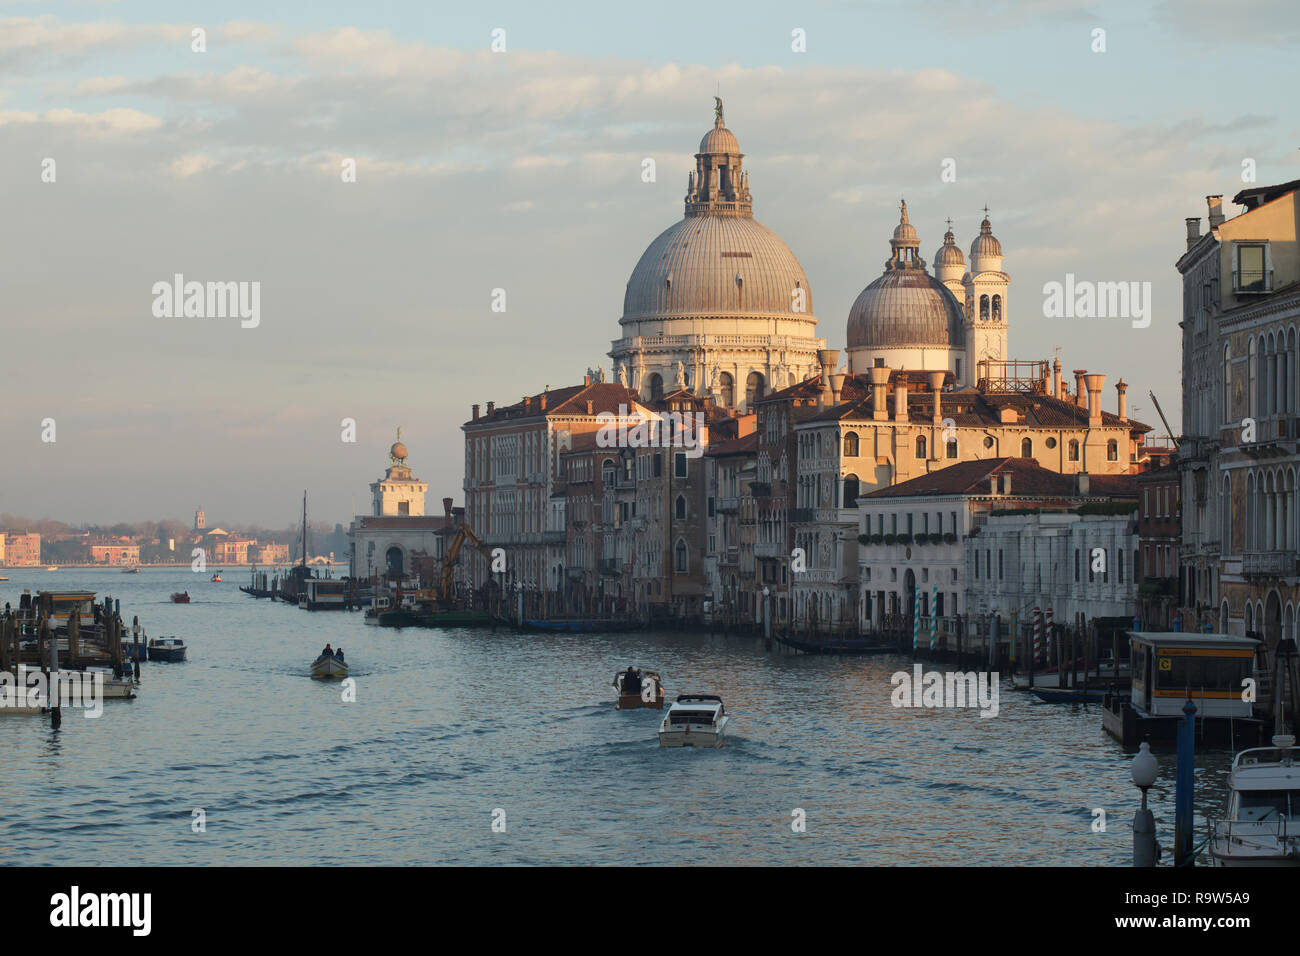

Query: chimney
[868,365,891,421]
[829,372,846,406]
[442,497,453,518]
[927,371,946,423]
[1073,369,1087,407]
[1051,358,1061,398]
[990,475,999,496]
[584,374,592,387]
[1185,217,1201,250]
[893,378,909,424]
[1084,373,1105,426]
[1077,472,1090,496]
[1116,378,1128,420]
[817,348,839,407]
[523,396,532,413]
[472,403,480,421]
[1001,473,1012,495]
[486,401,495,415]
[585,400,594,415]
[539,393,547,411]
[1206,195,1225,229]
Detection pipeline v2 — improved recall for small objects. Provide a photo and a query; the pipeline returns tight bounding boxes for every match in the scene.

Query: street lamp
[1131,741,1160,866]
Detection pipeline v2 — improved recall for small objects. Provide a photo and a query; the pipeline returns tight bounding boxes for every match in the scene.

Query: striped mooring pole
[1045,606,1054,665]
[912,586,921,651]
[929,586,938,651]
[1032,605,1042,666]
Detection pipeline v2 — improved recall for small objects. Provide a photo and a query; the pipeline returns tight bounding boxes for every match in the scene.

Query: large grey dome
[846,200,964,349]
[847,270,965,348]
[622,215,813,320]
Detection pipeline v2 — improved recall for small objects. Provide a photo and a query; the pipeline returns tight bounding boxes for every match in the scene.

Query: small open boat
[658,694,730,747]
[311,653,348,680]
[147,637,187,662]
[774,633,898,655]
[210,573,222,582]
[170,591,190,603]
[614,669,665,709]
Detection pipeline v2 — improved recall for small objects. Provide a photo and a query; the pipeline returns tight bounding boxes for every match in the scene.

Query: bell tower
[963,208,1010,379]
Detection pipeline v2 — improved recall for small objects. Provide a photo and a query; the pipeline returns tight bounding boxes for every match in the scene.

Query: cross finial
[982,204,990,218]
[945,216,953,232]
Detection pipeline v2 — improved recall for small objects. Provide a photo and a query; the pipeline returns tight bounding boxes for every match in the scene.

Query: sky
[1,0,1297,528]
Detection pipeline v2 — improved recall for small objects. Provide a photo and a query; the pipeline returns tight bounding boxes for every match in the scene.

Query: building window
[675,495,686,519]
[674,539,688,572]
[1068,440,1079,462]
[843,431,860,457]
[1236,243,1268,293]
[946,439,957,459]
[1074,549,1080,582]
[675,453,687,478]
[916,435,927,459]
[1021,437,1032,458]
[1107,440,1118,461]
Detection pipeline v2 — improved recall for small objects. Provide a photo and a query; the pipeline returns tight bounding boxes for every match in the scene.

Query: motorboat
[614,669,664,709]
[311,653,348,680]
[170,591,190,603]
[210,573,222,582]
[147,637,187,663]
[46,566,58,571]
[1208,734,1300,866]
[122,566,141,574]
[658,694,730,748]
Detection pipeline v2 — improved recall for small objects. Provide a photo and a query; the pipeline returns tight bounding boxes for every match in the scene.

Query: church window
[992,295,1002,321]
[1068,440,1080,462]
[980,295,990,321]
[746,371,765,407]
[843,431,860,457]
[1021,437,1032,458]
[648,373,664,401]
[915,435,927,459]
[719,371,734,408]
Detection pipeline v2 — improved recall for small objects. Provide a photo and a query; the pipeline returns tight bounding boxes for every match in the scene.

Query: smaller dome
[970,215,1002,258]
[892,199,919,245]
[935,225,965,267]
[699,125,740,155]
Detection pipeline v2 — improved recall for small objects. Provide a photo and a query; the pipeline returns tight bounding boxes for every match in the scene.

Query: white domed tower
[933,219,966,300]
[610,98,825,410]
[845,201,966,381]
[962,209,1009,379]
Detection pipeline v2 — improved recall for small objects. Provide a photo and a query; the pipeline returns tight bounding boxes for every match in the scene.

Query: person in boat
[320,643,333,660]
[334,647,345,662]
[623,666,640,695]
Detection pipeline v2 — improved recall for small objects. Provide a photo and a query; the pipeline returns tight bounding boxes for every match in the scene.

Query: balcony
[1243,551,1297,577]
[1233,267,1273,295]
[717,497,739,514]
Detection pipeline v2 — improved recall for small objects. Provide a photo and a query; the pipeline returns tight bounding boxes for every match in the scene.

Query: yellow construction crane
[437,524,494,606]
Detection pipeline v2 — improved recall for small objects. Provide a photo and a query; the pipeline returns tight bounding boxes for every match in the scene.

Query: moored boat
[774,633,898,654]
[614,668,665,709]
[170,591,190,604]
[658,694,730,747]
[1209,735,1300,866]
[311,653,348,680]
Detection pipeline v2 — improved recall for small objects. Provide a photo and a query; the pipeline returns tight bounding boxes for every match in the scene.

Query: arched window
[843,431,860,457]
[674,539,687,573]
[385,546,404,577]
[992,295,1002,321]
[1068,439,1079,462]
[719,371,734,408]
[843,474,860,508]
[979,295,990,321]
[1107,439,1118,461]
[915,435,927,459]
[1222,475,1232,552]
[675,495,686,519]
[1021,437,1032,458]
[745,371,765,407]
[1248,338,1257,419]
[648,373,664,401]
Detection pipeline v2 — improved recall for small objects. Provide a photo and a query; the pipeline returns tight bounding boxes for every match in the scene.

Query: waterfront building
[1,532,41,566]
[702,428,759,627]
[85,537,141,566]
[1175,178,1300,645]
[857,457,1136,636]
[1136,463,1181,630]
[348,433,459,582]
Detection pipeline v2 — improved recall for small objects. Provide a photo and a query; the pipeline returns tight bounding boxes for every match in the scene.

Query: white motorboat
[658,694,730,748]
[1208,734,1300,867]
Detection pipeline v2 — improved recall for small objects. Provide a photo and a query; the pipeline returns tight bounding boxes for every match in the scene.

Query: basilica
[460,100,1158,630]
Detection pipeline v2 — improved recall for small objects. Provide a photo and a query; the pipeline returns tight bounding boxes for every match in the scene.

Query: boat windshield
[669,709,716,725]
[1237,790,1300,821]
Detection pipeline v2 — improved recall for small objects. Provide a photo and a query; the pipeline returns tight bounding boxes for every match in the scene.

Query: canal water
[0,568,1232,865]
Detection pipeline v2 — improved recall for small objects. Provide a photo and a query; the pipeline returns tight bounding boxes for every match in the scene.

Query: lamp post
[1131,741,1160,866]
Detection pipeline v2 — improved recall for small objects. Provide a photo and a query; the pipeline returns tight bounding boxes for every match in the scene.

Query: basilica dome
[846,201,964,350]
[622,215,813,321]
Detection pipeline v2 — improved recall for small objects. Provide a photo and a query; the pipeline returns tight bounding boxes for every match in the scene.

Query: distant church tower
[962,209,1010,380]
[194,508,206,531]
[371,428,428,517]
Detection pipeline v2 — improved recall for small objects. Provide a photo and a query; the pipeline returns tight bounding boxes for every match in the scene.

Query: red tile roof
[862,457,1137,500]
